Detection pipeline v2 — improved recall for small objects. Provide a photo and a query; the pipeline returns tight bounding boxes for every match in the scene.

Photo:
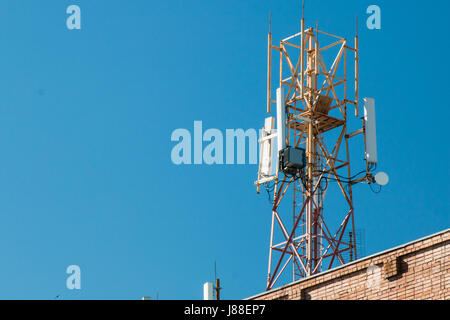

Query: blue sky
[0,0,448,300]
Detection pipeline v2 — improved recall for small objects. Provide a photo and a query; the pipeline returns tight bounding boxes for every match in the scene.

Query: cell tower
[255,5,387,291]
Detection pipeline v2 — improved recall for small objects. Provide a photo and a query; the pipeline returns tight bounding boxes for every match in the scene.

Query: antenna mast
[256,1,374,291]
[214,261,221,300]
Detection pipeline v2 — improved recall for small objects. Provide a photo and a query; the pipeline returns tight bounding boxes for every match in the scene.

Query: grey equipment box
[279,147,306,175]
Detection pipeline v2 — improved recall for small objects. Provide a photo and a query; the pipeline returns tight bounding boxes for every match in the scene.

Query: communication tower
[255,5,387,290]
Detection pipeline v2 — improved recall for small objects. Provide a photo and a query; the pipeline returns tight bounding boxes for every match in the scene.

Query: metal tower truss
[260,19,368,291]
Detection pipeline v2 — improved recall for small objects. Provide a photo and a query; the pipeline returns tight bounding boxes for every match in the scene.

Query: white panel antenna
[255,117,277,192]
[364,97,378,164]
[276,87,286,154]
[261,117,275,177]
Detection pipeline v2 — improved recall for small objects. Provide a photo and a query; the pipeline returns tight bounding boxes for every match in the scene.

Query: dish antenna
[374,171,389,186]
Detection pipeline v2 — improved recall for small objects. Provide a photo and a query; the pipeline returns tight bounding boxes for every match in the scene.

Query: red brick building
[248,229,449,300]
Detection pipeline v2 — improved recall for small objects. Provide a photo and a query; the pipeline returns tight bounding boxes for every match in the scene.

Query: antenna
[316,20,319,41]
[374,171,389,186]
[300,1,305,99]
[269,11,271,34]
[348,228,367,261]
[302,0,305,20]
[363,98,377,164]
[355,228,366,257]
[214,261,222,300]
[355,15,359,117]
[267,12,272,114]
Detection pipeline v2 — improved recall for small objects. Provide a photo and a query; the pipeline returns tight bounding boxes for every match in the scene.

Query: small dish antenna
[374,172,389,186]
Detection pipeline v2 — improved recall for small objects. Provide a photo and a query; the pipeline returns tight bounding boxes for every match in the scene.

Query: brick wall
[248,229,449,300]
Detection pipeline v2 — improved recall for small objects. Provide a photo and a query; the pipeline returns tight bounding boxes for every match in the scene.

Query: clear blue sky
[0,0,448,300]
